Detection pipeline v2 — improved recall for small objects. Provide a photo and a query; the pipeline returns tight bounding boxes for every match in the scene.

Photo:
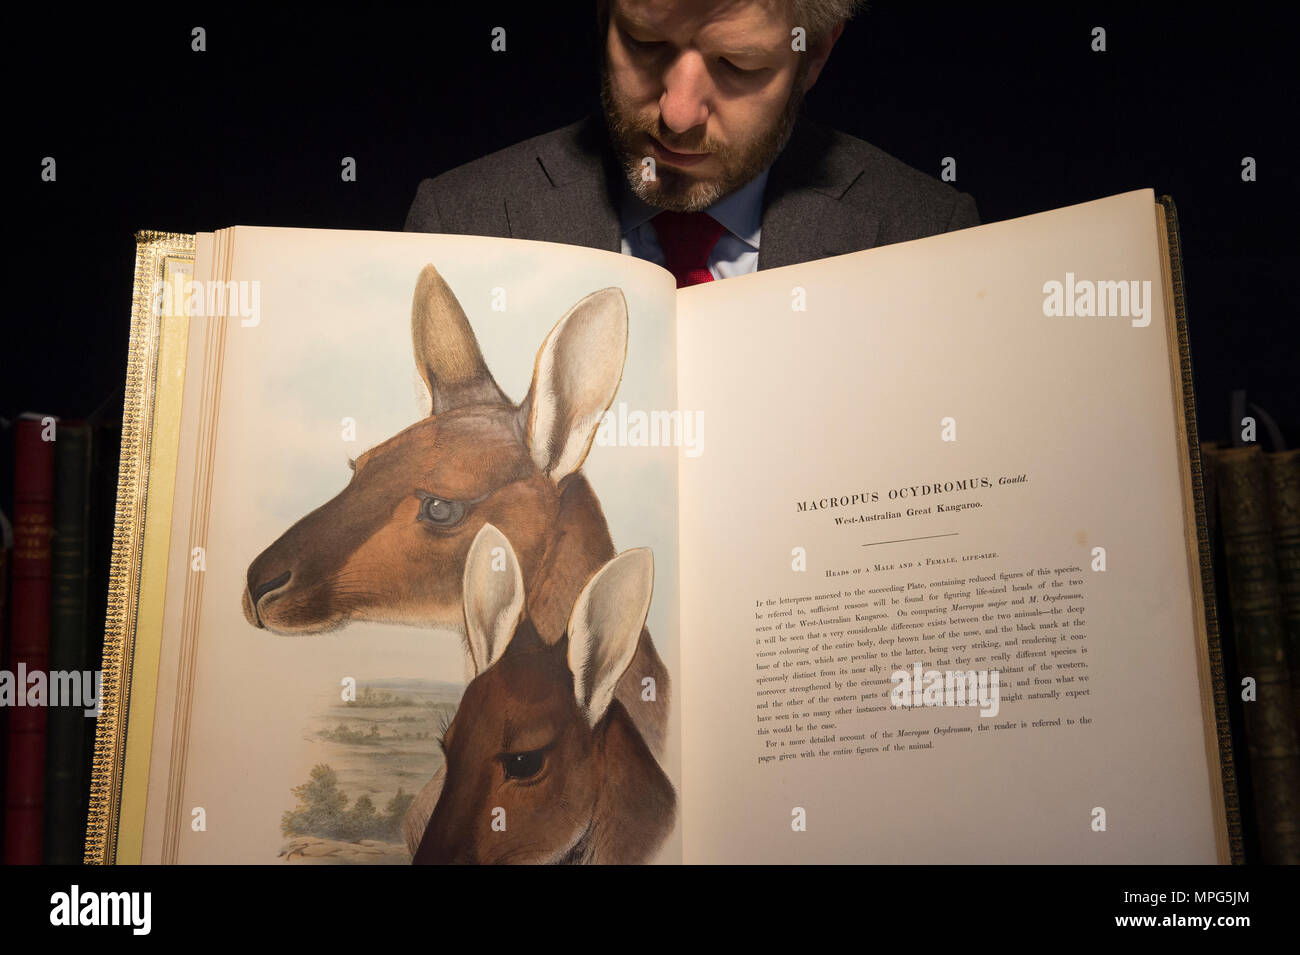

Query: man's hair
[790,0,866,44]
[596,1,867,46]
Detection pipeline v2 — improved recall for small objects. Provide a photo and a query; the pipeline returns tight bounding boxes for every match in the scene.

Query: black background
[1,862,1290,939]
[6,3,1296,452]
[1,0,1296,879]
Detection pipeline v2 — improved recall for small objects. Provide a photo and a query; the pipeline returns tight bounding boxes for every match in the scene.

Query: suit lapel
[757,117,880,271]
[504,115,623,253]
[500,113,879,267]
[506,179,622,251]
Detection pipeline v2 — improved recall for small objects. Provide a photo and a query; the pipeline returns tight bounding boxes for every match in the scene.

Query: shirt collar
[620,167,770,250]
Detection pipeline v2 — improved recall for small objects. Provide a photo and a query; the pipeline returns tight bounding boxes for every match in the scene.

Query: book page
[676,189,1222,863]
[138,229,682,864]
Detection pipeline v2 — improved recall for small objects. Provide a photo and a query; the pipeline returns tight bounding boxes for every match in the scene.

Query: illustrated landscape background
[277,679,462,864]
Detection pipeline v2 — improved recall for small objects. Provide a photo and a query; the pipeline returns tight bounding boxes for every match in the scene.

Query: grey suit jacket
[404,113,978,270]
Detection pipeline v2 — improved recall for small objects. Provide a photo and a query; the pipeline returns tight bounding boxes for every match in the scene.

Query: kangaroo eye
[416,492,466,527]
[502,750,545,781]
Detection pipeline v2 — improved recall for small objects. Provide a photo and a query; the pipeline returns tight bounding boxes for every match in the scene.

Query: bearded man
[404,0,978,286]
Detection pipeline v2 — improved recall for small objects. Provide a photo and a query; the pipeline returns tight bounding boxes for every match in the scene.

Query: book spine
[1201,445,1252,858]
[4,416,56,864]
[1201,441,1219,553]
[44,422,92,864]
[1264,450,1300,746]
[1215,444,1300,864]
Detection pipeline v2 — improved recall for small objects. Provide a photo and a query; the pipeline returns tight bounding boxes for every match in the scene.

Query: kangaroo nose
[251,570,291,605]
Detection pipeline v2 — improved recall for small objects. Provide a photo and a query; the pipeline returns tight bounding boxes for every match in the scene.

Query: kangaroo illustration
[413,524,674,865]
[241,264,669,849]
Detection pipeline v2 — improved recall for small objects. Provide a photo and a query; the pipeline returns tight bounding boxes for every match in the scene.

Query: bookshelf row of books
[1201,441,1300,864]
[1,407,120,864]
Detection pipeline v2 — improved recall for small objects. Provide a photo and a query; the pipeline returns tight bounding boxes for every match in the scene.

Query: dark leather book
[1200,443,1257,861]
[1213,444,1300,864]
[43,421,92,864]
[3,414,57,864]
[1263,449,1300,745]
[0,504,12,860]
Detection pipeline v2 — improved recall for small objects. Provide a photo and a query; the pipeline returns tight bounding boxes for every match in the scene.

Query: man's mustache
[635,123,725,157]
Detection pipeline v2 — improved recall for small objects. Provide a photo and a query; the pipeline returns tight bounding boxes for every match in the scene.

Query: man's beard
[600,60,808,213]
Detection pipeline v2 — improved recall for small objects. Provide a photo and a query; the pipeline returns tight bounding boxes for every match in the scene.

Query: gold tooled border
[84,231,196,863]
[1158,195,1244,864]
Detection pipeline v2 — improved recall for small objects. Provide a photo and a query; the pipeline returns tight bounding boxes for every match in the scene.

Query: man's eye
[621,29,663,52]
[721,58,760,75]
[503,750,545,780]
[416,493,466,527]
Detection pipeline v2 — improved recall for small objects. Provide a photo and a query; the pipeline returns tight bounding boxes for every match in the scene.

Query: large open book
[87,189,1239,864]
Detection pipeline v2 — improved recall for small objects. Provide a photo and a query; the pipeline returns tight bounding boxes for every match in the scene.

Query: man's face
[601,0,827,212]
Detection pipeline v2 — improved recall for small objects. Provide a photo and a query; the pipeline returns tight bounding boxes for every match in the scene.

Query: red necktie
[651,211,726,288]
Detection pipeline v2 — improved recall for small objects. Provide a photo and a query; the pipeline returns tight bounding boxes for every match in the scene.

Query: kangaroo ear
[519,287,628,481]
[567,548,653,727]
[411,264,508,414]
[461,524,524,678]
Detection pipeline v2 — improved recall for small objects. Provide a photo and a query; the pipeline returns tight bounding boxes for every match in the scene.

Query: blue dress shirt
[619,169,770,279]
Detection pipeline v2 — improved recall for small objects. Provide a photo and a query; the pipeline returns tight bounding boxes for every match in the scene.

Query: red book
[4,414,57,864]
[0,504,11,860]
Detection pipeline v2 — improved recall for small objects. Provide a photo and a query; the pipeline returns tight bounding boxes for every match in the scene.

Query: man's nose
[659,51,710,135]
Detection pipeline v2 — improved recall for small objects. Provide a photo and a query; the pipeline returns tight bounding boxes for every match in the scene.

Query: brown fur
[413,624,674,865]
[242,265,671,848]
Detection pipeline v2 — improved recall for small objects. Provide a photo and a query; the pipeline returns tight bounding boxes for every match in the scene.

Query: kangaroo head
[242,265,627,635]
[415,524,656,865]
